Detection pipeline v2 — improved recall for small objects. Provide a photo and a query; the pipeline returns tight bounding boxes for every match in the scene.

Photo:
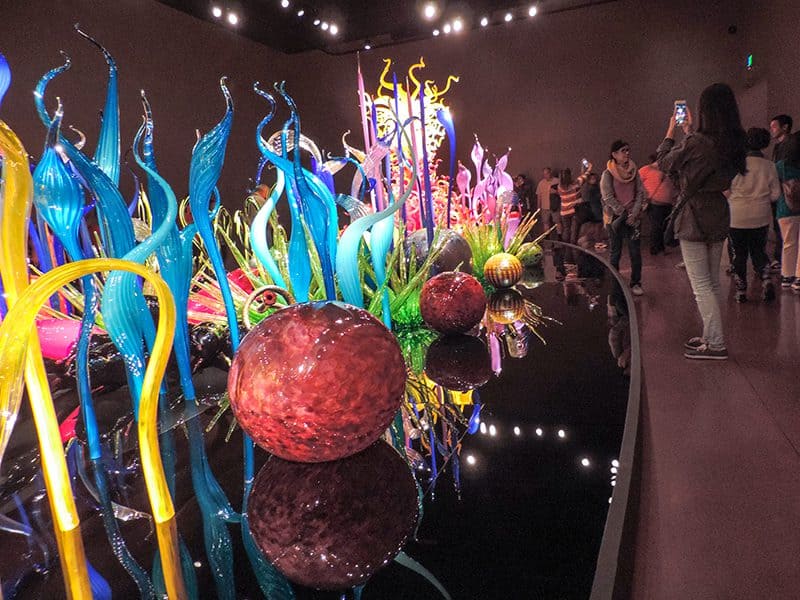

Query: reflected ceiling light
[581,458,591,467]
[480,16,489,27]
[211,5,222,18]
[557,429,566,438]
[433,28,440,36]
[321,21,329,30]
[364,43,371,49]
[227,12,239,25]
[610,466,618,474]
[504,12,513,22]
[479,422,487,434]
[612,459,619,467]
[313,18,321,25]
[423,2,437,20]
[193,560,202,568]
[535,427,543,437]
[611,480,616,486]
[608,497,612,504]
[281,0,290,8]
[466,454,476,465]
[297,9,304,16]
[452,17,463,32]
[528,5,538,17]
[489,424,497,437]
[330,23,339,35]
[443,23,452,34]
[513,426,521,436]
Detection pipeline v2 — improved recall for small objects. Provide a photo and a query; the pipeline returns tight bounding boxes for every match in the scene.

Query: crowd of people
[513,82,800,360]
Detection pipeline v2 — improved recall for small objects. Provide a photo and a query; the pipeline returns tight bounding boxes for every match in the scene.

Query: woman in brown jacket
[657,83,747,360]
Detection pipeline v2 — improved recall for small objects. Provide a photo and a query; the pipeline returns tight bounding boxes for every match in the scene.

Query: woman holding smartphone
[657,84,748,360]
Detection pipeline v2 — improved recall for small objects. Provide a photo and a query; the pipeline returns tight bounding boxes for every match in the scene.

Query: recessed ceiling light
[433,28,440,36]
[480,16,489,27]
[281,0,290,8]
[452,17,463,32]
[227,12,239,25]
[321,21,329,30]
[364,43,371,50]
[443,22,451,34]
[423,2,437,20]
[330,24,338,35]
[297,9,304,16]
[528,5,538,17]
[504,12,513,22]
[211,5,222,18]
[313,18,321,25]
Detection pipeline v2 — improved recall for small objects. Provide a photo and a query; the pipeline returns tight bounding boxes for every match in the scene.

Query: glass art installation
[0,33,584,599]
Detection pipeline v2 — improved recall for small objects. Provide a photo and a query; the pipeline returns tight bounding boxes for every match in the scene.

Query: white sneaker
[631,284,644,296]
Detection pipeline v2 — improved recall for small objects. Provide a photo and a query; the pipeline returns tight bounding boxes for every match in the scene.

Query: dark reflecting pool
[0,249,634,600]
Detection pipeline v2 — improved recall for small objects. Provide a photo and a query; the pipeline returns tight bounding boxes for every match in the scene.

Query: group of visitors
[514,82,800,361]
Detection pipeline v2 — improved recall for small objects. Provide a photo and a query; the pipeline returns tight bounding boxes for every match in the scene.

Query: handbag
[782,179,800,212]
[662,165,715,247]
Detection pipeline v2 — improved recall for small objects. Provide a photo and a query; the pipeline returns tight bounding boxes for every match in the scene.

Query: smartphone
[674,100,687,125]
[581,158,589,169]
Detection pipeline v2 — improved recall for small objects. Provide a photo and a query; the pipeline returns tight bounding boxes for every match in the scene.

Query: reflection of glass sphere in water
[487,288,525,324]
[420,271,486,334]
[517,242,544,267]
[484,252,523,288]
[405,228,473,275]
[228,302,406,462]
[247,441,419,590]
[425,334,492,391]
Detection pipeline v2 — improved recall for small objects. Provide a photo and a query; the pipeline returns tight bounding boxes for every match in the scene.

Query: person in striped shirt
[558,165,592,263]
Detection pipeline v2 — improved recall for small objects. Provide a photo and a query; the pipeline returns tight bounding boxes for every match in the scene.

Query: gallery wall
[0,0,773,207]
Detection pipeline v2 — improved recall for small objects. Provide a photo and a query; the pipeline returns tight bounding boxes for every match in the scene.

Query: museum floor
[626,246,800,598]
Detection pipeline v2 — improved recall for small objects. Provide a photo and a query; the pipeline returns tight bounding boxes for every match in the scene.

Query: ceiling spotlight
[227,12,239,25]
[433,28,440,36]
[557,429,566,439]
[504,12,513,22]
[452,17,463,32]
[423,2,437,20]
[443,22,451,34]
[480,16,489,27]
[321,21,329,30]
[313,18,321,25]
[581,458,591,467]
[513,426,521,436]
[330,24,339,35]
[211,5,222,18]
[297,9,304,16]
[535,427,543,437]
[528,5,538,17]
[281,0,290,8]
[364,43,371,50]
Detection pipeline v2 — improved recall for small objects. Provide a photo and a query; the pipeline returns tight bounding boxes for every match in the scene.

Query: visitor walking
[726,127,781,303]
[657,83,748,360]
[639,154,677,255]
[600,140,646,296]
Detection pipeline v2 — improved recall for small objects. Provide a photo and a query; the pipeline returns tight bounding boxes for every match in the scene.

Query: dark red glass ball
[247,441,419,590]
[419,271,486,334]
[228,301,406,462]
[425,334,492,392]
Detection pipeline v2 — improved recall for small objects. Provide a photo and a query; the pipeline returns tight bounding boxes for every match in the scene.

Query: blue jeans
[680,240,725,349]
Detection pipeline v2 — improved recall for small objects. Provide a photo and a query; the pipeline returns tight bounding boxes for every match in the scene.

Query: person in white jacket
[727,127,782,302]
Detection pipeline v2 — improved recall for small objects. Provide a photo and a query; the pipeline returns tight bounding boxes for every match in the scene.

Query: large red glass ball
[227,301,406,462]
[247,440,419,590]
[419,271,486,334]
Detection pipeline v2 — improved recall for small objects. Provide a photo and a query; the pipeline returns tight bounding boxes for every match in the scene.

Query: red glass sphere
[247,441,419,590]
[419,271,486,334]
[228,301,406,462]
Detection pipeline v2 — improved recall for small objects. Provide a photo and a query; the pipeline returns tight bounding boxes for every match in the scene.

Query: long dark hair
[559,168,573,187]
[696,83,747,175]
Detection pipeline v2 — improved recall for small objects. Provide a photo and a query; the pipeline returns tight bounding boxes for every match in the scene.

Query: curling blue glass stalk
[275,82,339,299]
[393,72,408,229]
[0,52,10,110]
[436,108,456,228]
[76,26,121,186]
[419,93,435,244]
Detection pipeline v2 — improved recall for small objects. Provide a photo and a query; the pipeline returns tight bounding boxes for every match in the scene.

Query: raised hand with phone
[667,99,693,139]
